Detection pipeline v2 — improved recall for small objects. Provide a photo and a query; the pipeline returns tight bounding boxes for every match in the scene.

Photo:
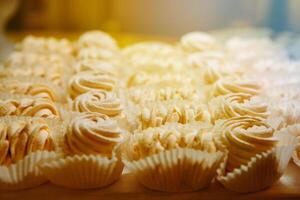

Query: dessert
[214,116,295,192]
[39,112,125,189]
[124,123,223,192]
[209,93,269,123]
[72,91,122,117]
[68,72,117,99]
[0,117,57,190]
[0,96,60,119]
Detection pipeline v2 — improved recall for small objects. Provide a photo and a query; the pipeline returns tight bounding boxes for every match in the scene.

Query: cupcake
[39,112,125,189]
[77,47,117,62]
[123,123,224,192]
[0,76,65,102]
[212,77,261,97]
[0,95,60,119]
[68,72,117,99]
[127,71,196,88]
[208,93,269,123]
[16,36,74,56]
[122,42,184,72]
[75,59,118,76]
[77,30,118,50]
[136,100,211,130]
[180,32,219,53]
[128,86,206,105]
[71,90,122,117]
[214,116,296,193]
[0,116,57,190]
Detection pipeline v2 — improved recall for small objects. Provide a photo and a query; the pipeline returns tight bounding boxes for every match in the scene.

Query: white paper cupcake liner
[124,148,223,192]
[0,151,56,190]
[216,134,296,193]
[38,153,124,189]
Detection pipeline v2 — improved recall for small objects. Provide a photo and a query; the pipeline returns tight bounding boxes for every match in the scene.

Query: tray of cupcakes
[0,30,299,197]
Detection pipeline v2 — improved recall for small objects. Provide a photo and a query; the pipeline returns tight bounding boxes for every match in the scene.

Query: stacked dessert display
[0,30,299,193]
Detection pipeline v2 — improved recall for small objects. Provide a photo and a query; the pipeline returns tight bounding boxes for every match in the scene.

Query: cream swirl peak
[0,118,54,165]
[0,98,59,119]
[138,101,210,129]
[129,86,204,104]
[180,32,219,53]
[214,116,277,171]
[213,78,261,97]
[72,91,122,117]
[129,123,216,160]
[68,72,117,99]
[127,72,195,88]
[17,36,74,55]
[0,80,57,101]
[77,31,118,50]
[65,112,123,157]
[209,93,269,122]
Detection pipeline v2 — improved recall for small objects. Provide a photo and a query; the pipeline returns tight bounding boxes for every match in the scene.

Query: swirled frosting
[77,31,118,50]
[77,47,116,61]
[72,91,122,117]
[129,86,204,104]
[0,98,59,119]
[213,78,261,97]
[0,80,57,101]
[65,112,123,157]
[180,32,219,53]
[0,118,54,165]
[75,59,117,75]
[209,93,269,122]
[18,36,74,55]
[129,123,216,160]
[122,42,183,71]
[68,72,117,99]
[138,101,210,129]
[127,72,195,88]
[215,116,277,171]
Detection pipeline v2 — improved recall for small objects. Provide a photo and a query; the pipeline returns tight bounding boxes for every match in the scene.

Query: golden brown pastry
[209,93,269,122]
[0,118,54,165]
[65,112,123,157]
[72,91,122,117]
[214,116,277,171]
[68,72,117,99]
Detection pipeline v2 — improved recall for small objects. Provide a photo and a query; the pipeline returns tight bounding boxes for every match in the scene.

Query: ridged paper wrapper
[124,148,223,192]
[38,153,124,189]
[0,151,56,190]
[216,130,297,193]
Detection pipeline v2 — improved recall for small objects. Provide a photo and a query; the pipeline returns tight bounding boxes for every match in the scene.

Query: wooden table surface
[1,163,299,200]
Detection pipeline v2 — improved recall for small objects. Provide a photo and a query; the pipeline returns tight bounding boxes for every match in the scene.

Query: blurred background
[2,0,300,36]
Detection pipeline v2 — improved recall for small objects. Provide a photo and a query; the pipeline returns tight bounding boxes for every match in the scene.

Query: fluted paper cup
[0,151,56,190]
[216,132,296,193]
[39,153,124,189]
[124,148,223,192]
